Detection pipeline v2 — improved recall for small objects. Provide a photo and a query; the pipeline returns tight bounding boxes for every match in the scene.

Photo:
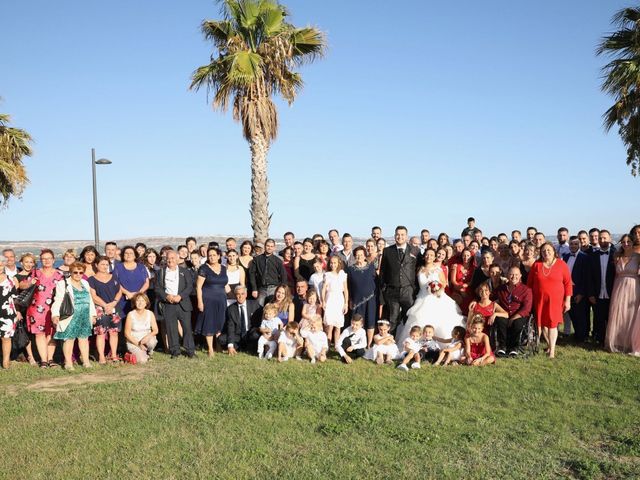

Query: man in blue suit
[562,237,589,342]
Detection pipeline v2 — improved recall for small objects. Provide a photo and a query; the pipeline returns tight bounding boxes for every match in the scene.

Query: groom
[380,225,417,335]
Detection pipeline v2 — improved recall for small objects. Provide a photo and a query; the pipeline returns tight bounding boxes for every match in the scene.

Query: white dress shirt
[336,326,367,357]
[165,267,179,295]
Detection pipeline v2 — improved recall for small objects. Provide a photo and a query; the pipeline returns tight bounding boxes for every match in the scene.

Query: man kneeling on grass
[336,314,367,364]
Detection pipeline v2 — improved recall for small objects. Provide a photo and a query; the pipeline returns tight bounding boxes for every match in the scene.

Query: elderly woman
[57,249,78,278]
[13,253,38,365]
[347,246,378,347]
[89,256,124,364]
[0,254,19,369]
[52,262,97,370]
[124,293,158,363]
[79,245,99,277]
[27,249,64,368]
[114,246,149,315]
[527,242,572,359]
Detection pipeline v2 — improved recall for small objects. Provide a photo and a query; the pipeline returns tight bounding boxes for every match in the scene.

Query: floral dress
[0,276,18,338]
[26,269,64,335]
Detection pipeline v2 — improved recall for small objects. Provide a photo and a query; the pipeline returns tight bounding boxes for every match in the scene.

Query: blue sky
[1,0,638,242]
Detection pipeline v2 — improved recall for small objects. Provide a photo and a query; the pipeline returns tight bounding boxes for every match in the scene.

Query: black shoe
[187,352,196,359]
[496,349,507,358]
[170,353,180,359]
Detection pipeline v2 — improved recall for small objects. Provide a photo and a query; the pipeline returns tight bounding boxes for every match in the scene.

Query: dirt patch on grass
[7,367,148,395]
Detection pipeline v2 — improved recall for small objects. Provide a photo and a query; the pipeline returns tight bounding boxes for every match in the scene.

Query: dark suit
[562,251,589,341]
[379,244,417,334]
[586,246,616,345]
[155,266,195,356]
[219,300,262,352]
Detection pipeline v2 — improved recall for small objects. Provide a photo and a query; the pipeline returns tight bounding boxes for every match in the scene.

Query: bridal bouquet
[428,280,443,297]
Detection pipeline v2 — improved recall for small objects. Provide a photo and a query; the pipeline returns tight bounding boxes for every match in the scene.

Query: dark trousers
[568,297,589,342]
[219,329,260,354]
[163,303,195,356]
[383,286,414,336]
[342,348,366,362]
[495,316,527,351]
[593,298,610,345]
[420,349,440,364]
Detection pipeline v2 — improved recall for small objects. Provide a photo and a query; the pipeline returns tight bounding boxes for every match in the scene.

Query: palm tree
[190,0,325,242]
[0,111,33,208]
[597,6,640,176]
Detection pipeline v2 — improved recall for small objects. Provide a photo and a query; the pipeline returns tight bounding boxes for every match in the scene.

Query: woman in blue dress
[114,246,149,315]
[195,247,229,357]
[347,246,378,348]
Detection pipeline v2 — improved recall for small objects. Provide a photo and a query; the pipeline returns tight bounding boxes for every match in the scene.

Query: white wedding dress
[395,268,466,348]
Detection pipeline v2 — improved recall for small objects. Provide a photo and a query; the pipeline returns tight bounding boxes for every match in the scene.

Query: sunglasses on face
[72,271,84,275]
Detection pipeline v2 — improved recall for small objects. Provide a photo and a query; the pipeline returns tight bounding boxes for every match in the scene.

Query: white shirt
[302,330,328,353]
[598,248,611,299]
[565,252,577,275]
[260,317,283,336]
[4,266,17,279]
[165,267,179,295]
[336,326,367,357]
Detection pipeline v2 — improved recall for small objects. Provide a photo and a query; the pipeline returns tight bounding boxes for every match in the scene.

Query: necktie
[398,248,405,262]
[240,304,247,333]
[570,253,576,257]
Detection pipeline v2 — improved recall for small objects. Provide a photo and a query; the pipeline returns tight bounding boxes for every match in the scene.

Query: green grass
[1,345,639,480]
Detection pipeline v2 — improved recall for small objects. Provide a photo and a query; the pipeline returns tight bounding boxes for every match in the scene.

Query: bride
[396,249,466,347]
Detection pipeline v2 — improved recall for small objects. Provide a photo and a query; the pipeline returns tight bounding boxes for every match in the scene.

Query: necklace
[542,260,555,277]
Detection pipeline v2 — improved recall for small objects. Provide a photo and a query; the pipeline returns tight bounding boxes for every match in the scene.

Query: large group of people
[1,218,639,371]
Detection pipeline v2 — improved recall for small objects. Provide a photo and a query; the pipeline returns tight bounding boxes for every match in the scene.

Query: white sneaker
[258,352,264,359]
[411,362,421,369]
[266,352,273,360]
[295,356,303,361]
[310,357,316,364]
[397,364,409,372]
[280,356,289,362]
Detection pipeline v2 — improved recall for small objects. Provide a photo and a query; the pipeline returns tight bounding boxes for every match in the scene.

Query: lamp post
[92,148,112,251]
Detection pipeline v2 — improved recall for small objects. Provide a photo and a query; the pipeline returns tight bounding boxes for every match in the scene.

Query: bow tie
[599,250,609,256]
[569,253,576,257]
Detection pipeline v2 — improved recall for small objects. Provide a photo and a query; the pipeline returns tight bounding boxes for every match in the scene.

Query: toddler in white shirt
[277,321,304,362]
[301,315,328,363]
[397,326,423,371]
[258,303,283,360]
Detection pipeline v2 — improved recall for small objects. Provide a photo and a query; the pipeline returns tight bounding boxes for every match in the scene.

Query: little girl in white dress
[369,320,399,364]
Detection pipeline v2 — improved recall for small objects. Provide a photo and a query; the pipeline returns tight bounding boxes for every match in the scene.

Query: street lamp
[92,148,112,251]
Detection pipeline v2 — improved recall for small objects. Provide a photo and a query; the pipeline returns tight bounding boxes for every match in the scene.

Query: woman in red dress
[450,249,475,314]
[527,242,572,359]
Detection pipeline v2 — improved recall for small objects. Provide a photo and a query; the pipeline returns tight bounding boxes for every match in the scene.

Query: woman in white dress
[396,249,465,348]
[225,250,245,306]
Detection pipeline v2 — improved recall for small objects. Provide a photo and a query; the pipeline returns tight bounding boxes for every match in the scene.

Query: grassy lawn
[2,344,640,480]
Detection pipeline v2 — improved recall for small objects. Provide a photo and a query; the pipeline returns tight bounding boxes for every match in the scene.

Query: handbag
[11,320,29,351]
[59,279,74,321]
[14,280,36,309]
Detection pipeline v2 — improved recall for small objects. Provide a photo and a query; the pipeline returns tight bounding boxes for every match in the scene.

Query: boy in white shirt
[301,315,328,363]
[397,325,423,371]
[336,314,367,364]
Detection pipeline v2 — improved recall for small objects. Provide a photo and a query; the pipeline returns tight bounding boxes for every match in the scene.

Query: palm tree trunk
[249,133,270,243]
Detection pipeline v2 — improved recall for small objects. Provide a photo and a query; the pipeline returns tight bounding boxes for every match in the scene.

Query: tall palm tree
[597,6,640,176]
[0,111,33,208]
[190,0,325,242]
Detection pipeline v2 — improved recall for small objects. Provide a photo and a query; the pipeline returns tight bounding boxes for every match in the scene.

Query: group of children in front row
[257,300,495,369]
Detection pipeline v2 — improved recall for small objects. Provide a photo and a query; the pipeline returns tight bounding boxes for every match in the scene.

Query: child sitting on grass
[465,315,495,366]
[257,303,283,360]
[277,321,304,362]
[371,319,398,365]
[300,289,322,334]
[336,314,367,364]
[420,325,441,365]
[397,325,423,371]
[301,315,328,363]
[433,326,466,366]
